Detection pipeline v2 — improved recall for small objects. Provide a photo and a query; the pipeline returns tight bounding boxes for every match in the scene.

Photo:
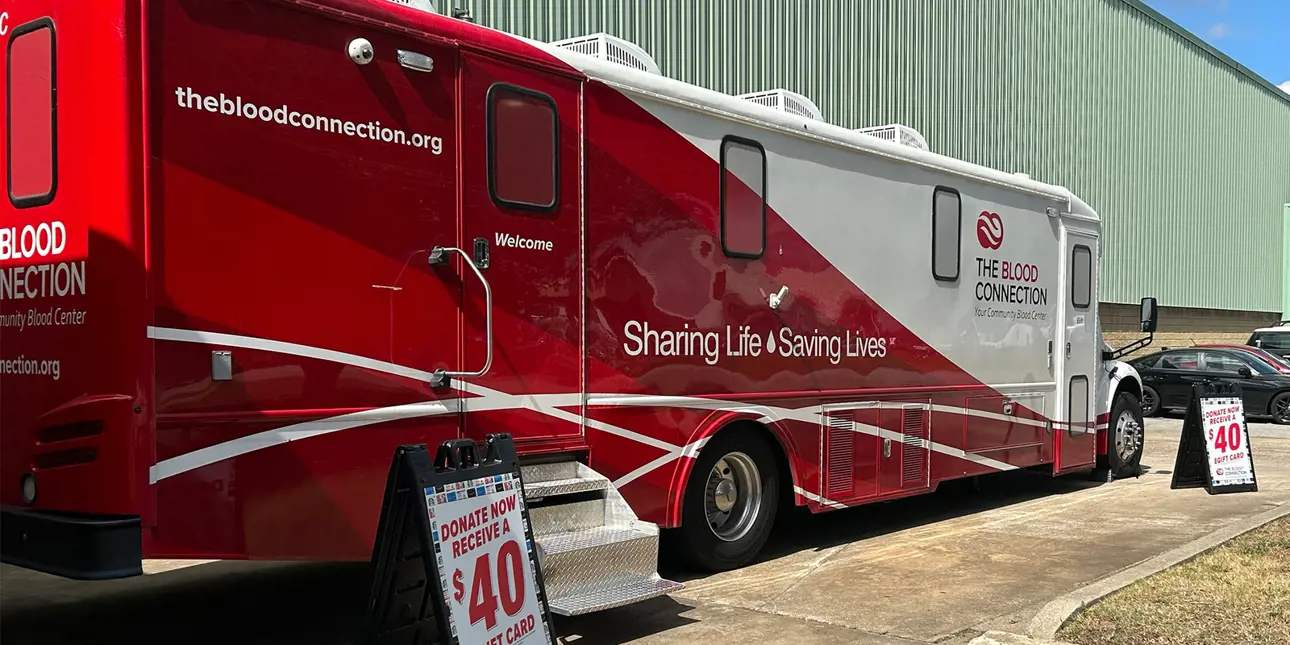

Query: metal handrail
[427,246,492,387]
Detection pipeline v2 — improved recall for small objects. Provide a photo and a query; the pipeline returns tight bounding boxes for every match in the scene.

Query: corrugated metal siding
[459,0,1290,312]
[1284,204,1290,319]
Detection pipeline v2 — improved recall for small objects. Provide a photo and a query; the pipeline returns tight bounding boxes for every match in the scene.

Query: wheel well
[724,420,795,506]
[1116,377,1143,404]
[676,419,796,521]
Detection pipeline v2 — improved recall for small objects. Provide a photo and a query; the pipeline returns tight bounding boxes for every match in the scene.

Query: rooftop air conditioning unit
[737,89,823,121]
[550,33,661,75]
[855,123,929,151]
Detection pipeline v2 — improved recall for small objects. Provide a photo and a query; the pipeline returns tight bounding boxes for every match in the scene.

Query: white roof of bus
[525,36,1098,221]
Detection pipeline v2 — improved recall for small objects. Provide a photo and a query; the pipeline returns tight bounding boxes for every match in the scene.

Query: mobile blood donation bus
[0,0,1158,616]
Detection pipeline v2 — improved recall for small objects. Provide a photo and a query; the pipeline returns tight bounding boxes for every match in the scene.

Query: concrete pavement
[3,417,1287,645]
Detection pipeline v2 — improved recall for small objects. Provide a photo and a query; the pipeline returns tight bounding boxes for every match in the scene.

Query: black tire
[1141,385,1161,417]
[1270,392,1290,424]
[671,426,780,571]
[1105,391,1145,478]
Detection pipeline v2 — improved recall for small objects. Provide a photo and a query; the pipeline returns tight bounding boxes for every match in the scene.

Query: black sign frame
[1170,382,1258,495]
[358,433,556,645]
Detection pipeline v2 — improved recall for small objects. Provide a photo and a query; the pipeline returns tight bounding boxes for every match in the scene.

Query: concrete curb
[1027,500,1290,641]
[969,631,1078,645]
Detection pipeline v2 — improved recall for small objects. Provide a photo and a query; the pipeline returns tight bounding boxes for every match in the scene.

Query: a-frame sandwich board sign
[1171,381,1258,495]
[358,433,557,645]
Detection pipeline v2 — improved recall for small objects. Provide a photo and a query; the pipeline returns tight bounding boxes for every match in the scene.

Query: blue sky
[1144,0,1289,93]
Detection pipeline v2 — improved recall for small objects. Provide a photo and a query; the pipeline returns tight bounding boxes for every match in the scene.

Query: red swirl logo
[976,211,1003,250]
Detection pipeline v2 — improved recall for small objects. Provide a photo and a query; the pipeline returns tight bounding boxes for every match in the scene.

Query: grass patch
[1058,516,1290,645]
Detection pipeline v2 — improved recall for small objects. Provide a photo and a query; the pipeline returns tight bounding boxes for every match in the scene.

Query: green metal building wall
[1284,204,1290,318]
[457,0,1290,313]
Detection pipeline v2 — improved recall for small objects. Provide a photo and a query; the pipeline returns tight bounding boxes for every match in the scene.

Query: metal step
[525,476,609,499]
[548,572,685,616]
[516,457,683,615]
[540,527,662,600]
[521,461,579,484]
[529,497,605,535]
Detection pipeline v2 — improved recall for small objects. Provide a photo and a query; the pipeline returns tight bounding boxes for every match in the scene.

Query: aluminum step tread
[548,573,685,616]
[539,526,653,555]
[524,476,609,498]
[520,462,579,484]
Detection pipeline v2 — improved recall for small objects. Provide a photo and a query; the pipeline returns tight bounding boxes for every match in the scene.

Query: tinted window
[8,20,57,207]
[1157,350,1199,370]
[1252,348,1290,370]
[488,85,557,210]
[1071,245,1091,308]
[1222,350,1281,375]
[932,187,960,281]
[1132,354,1163,369]
[1201,351,1252,375]
[720,136,766,258]
[1250,332,1290,352]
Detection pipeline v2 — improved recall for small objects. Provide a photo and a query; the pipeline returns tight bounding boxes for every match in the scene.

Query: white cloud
[1207,22,1230,39]
[1281,81,1290,94]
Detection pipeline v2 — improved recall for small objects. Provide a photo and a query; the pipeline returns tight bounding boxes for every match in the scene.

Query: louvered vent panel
[901,406,927,485]
[825,411,854,496]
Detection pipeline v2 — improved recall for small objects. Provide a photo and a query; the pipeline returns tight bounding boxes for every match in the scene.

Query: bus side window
[1072,245,1092,308]
[720,136,766,259]
[931,187,961,281]
[487,83,558,211]
[8,18,57,208]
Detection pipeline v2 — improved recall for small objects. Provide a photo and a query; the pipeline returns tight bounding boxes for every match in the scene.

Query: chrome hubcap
[712,479,738,513]
[1115,410,1142,461]
[704,452,762,542]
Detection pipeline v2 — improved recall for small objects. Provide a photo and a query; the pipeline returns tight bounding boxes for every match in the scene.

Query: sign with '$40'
[426,472,553,645]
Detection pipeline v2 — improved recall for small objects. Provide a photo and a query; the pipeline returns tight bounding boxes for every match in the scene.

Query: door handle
[427,246,493,388]
[472,237,490,270]
[1066,342,1071,358]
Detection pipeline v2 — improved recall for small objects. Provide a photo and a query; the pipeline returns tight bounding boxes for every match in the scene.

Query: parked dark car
[1129,346,1290,423]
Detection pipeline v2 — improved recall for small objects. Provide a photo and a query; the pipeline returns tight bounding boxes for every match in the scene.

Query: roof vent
[550,33,661,75]
[737,89,823,121]
[855,123,929,151]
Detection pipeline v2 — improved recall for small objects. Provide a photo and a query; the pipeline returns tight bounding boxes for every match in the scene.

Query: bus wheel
[1107,391,1145,478]
[675,426,780,571]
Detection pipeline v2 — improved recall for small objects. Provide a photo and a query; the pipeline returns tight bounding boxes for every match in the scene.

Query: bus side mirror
[1140,297,1158,333]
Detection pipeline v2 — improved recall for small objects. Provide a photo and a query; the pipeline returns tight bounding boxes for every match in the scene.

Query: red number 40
[1213,423,1242,453]
[468,540,527,629]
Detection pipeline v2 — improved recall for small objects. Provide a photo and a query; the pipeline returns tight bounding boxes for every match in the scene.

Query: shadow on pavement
[1,560,367,644]
[661,466,1111,583]
[1,467,1113,645]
